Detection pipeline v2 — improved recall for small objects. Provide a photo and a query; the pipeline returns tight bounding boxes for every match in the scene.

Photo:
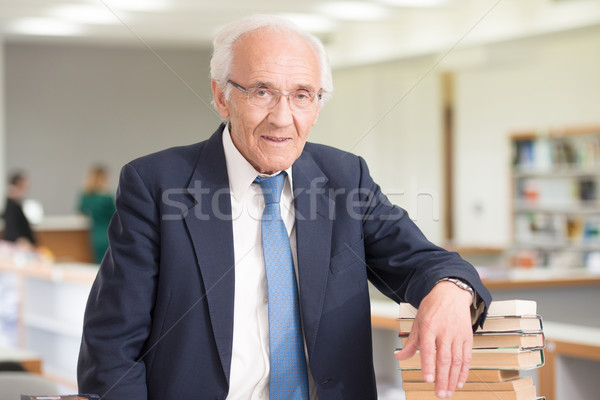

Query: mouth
[261,135,292,144]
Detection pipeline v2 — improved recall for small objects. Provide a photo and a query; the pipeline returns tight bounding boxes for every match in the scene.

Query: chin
[258,161,294,174]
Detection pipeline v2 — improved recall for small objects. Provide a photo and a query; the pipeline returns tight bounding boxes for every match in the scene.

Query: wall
[314,25,600,248]
[311,55,445,244]
[453,25,600,246]
[4,24,600,246]
[5,42,220,215]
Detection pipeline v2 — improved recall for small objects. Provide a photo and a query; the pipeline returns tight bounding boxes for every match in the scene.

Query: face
[212,28,322,174]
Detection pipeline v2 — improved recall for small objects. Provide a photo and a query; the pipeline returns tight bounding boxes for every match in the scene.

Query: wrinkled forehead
[231,28,321,90]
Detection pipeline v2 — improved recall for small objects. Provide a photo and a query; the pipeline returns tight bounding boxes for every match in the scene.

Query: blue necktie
[254,172,309,400]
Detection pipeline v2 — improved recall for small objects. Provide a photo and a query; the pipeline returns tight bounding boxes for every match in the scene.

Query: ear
[211,80,230,119]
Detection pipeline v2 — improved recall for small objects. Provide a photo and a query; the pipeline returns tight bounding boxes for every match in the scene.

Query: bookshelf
[510,125,600,270]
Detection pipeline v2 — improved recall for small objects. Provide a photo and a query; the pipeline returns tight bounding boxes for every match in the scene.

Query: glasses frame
[227,79,322,111]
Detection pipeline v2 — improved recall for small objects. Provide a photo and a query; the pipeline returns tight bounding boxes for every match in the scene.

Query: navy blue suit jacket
[78,125,491,399]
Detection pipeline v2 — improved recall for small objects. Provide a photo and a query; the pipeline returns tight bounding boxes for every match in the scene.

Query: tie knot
[254,171,287,205]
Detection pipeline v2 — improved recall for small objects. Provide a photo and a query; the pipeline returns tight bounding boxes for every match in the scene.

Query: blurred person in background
[79,165,115,263]
[2,171,36,247]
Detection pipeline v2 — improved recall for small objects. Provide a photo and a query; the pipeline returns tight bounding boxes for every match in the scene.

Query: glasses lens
[290,91,315,109]
[247,87,317,110]
[248,88,276,108]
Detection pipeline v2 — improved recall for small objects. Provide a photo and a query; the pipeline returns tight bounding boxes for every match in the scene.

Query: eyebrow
[250,80,318,93]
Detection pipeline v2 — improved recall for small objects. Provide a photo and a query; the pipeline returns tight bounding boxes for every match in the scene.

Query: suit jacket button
[321,378,333,385]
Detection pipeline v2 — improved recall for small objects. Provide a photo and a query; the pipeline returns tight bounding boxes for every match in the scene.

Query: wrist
[435,277,474,305]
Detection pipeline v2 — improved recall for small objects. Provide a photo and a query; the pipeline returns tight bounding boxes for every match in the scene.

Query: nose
[266,93,294,126]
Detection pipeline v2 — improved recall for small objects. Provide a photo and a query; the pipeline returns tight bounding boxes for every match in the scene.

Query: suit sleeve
[356,156,491,327]
[78,163,160,399]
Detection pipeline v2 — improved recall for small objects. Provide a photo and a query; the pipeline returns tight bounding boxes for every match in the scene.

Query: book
[398,315,543,334]
[479,315,543,334]
[396,348,545,370]
[486,300,537,317]
[401,369,520,383]
[404,384,537,400]
[399,332,545,350]
[402,376,532,391]
[398,300,537,319]
[21,396,100,400]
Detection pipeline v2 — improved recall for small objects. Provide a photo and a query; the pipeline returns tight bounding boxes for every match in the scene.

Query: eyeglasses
[227,80,322,111]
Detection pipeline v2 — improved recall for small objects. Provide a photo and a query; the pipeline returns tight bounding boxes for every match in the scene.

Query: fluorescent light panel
[377,0,450,6]
[9,18,85,36]
[318,1,388,21]
[51,5,122,24]
[280,13,337,33]
[98,0,169,12]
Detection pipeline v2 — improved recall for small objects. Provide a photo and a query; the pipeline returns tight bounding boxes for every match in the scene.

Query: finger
[395,333,418,360]
[419,329,437,384]
[396,319,421,361]
[457,338,473,389]
[434,336,451,398]
[446,341,464,397]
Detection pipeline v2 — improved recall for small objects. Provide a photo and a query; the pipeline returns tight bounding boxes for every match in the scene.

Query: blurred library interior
[1,1,600,399]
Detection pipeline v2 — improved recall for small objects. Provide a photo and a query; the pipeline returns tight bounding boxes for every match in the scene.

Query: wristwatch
[436,277,483,326]
[436,277,475,301]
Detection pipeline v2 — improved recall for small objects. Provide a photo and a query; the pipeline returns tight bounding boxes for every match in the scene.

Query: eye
[293,90,313,102]
[254,88,273,98]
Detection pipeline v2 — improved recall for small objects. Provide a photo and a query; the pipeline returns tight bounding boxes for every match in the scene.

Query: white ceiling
[1,0,600,67]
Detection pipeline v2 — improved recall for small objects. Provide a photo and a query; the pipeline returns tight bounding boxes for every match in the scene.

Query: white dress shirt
[222,127,318,400]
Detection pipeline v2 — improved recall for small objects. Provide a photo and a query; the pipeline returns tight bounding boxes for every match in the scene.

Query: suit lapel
[292,151,334,358]
[183,126,235,384]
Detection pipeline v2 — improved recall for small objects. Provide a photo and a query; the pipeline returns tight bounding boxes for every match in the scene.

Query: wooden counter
[0,260,98,284]
[34,215,93,263]
[0,346,42,373]
[369,267,600,329]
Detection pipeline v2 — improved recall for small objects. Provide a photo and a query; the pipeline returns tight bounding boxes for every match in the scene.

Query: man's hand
[395,281,474,398]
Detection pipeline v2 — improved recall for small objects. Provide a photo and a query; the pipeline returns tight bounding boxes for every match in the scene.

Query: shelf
[514,168,600,179]
[513,204,600,215]
[512,242,600,251]
[23,314,83,339]
[480,267,600,289]
[511,126,600,269]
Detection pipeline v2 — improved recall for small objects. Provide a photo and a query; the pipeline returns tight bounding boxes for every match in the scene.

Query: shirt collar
[222,124,293,201]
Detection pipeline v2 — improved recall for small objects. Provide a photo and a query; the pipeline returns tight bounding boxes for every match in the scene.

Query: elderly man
[78,14,491,400]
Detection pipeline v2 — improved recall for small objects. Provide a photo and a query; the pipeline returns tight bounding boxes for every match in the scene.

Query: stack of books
[395,299,546,400]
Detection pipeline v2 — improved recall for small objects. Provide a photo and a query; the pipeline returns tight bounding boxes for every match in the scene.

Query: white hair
[210,14,333,105]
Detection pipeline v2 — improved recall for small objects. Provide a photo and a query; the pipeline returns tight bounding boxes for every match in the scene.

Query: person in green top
[79,165,116,263]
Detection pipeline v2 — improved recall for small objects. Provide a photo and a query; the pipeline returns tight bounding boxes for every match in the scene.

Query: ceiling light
[318,2,388,21]
[8,18,84,36]
[377,0,450,6]
[51,5,121,24]
[98,0,169,12]
[280,13,337,33]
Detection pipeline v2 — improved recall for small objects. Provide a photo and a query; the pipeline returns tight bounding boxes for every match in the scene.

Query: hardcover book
[402,376,532,391]
[399,331,545,350]
[398,315,543,334]
[398,299,537,319]
[404,384,537,400]
[401,369,521,383]
[396,348,545,370]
